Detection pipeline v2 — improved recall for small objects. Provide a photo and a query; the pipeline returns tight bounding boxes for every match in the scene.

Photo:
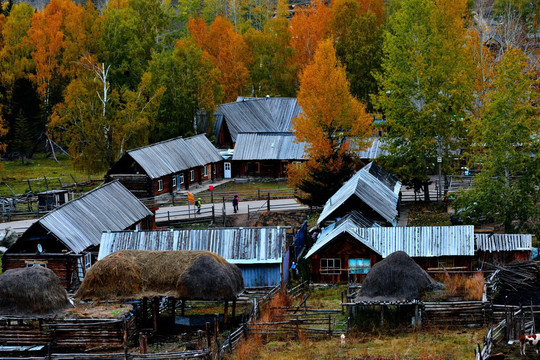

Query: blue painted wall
[238,264,281,287]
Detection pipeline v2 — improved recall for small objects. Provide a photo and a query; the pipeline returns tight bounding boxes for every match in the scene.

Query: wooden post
[296,315,299,339]
[267,193,270,211]
[171,298,176,325]
[341,292,344,314]
[232,299,237,320]
[380,306,384,327]
[44,176,49,191]
[152,297,158,331]
[224,300,229,325]
[214,314,220,360]
[142,298,148,328]
[198,330,204,349]
[139,334,147,354]
[206,322,212,349]
[212,205,215,222]
[27,179,32,193]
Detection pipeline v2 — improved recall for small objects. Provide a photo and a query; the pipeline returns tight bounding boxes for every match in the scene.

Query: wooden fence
[422,301,491,327]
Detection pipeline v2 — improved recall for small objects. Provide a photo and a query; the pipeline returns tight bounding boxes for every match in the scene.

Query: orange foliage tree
[289,0,331,72]
[188,16,252,102]
[289,39,371,206]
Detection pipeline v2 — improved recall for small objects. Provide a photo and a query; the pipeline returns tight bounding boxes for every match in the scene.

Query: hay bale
[76,250,244,301]
[355,251,443,302]
[0,266,72,316]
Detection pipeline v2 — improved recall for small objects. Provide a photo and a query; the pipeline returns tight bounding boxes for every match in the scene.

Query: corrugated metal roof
[318,162,402,225]
[305,225,475,259]
[475,233,532,252]
[33,181,152,254]
[214,98,302,142]
[127,135,221,179]
[98,227,287,264]
[356,137,389,160]
[232,133,307,161]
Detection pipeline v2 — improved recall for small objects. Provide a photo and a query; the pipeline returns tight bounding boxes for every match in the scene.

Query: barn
[2,181,154,290]
[318,162,402,226]
[304,221,476,283]
[105,134,223,198]
[98,227,290,288]
[232,132,307,178]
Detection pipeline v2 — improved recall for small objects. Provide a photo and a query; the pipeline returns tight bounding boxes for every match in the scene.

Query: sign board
[437,156,442,163]
[187,192,194,204]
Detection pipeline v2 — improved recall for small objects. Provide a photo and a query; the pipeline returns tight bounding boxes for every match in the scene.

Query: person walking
[195,198,201,214]
[232,195,239,213]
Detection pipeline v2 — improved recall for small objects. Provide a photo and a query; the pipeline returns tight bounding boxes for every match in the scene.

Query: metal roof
[305,225,475,259]
[356,137,389,160]
[232,133,307,161]
[98,227,287,264]
[214,98,302,142]
[29,181,152,254]
[318,162,402,225]
[475,233,532,252]
[127,135,221,179]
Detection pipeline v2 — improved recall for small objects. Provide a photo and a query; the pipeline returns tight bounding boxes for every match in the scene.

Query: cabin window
[437,257,455,269]
[85,253,92,271]
[179,174,184,184]
[349,258,370,274]
[190,170,195,181]
[204,166,208,177]
[172,176,177,188]
[320,258,341,275]
[157,179,163,191]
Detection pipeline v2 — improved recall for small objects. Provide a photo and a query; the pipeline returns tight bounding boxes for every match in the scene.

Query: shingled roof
[318,162,401,225]
[10,181,152,254]
[123,134,222,180]
[232,132,307,161]
[214,98,302,143]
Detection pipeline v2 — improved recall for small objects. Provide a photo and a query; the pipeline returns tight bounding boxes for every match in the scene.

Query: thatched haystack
[0,266,72,316]
[355,251,443,303]
[76,250,244,301]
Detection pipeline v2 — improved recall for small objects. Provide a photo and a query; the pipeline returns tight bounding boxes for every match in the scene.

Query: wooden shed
[105,134,223,198]
[98,227,291,288]
[232,132,307,178]
[2,181,154,290]
[475,233,533,264]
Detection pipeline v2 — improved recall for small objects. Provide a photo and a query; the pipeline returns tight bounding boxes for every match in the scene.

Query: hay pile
[355,251,443,303]
[76,250,244,301]
[0,266,72,316]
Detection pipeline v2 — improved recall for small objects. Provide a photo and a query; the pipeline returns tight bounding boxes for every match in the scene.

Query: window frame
[157,179,163,191]
[320,258,341,275]
[190,170,195,181]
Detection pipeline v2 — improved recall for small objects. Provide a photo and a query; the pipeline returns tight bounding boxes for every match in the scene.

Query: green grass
[0,153,105,197]
[407,202,452,226]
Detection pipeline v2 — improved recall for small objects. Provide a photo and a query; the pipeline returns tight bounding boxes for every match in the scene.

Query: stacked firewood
[487,261,540,292]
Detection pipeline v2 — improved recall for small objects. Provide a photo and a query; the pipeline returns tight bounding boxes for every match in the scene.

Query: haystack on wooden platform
[76,250,244,301]
[0,266,72,316]
[355,251,443,303]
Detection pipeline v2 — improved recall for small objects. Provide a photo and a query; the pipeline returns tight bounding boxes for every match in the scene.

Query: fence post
[168,211,170,223]
[206,322,211,349]
[212,205,215,223]
[214,314,220,360]
[267,193,270,211]
[44,176,48,191]
[328,314,332,336]
[258,188,260,199]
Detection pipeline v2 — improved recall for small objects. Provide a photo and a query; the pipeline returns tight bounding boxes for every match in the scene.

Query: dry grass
[229,327,485,360]
[432,273,485,301]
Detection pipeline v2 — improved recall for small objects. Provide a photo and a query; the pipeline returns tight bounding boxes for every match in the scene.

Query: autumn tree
[49,60,164,172]
[453,48,539,236]
[244,0,295,97]
[289,0,331,71]
[146,38,223,141]
[188,16,252,102]
[330,0,385,110]
[376,0,475,200]
[289,39,371,206]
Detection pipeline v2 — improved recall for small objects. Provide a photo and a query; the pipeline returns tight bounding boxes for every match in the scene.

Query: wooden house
[232,132,307,178]
[2,181,154,290]
[318,162,402,227]
[98,227,291,288]
[304,216,476,283]
[105,134,223,198]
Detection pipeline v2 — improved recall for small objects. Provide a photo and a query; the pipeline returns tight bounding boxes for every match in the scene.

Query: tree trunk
[423,181,430,202]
